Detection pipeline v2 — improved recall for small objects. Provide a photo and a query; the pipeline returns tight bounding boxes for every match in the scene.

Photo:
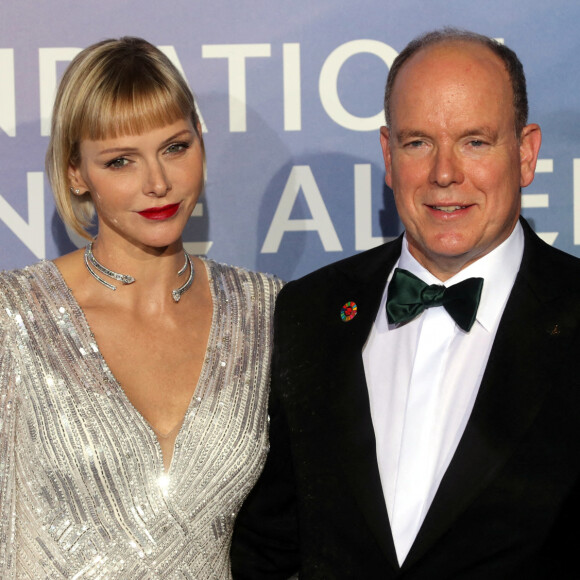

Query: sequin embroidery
[0,259,282,579]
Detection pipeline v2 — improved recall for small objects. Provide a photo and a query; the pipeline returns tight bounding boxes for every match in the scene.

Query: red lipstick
[138,203,180,220]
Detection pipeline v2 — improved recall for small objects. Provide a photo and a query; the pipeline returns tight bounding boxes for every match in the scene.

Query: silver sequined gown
[0,259,282,579]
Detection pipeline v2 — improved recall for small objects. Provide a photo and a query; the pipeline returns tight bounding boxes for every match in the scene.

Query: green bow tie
[386,268,484,332]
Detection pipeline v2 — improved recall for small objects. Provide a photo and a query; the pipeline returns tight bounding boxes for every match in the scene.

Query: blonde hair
[46,36,204,239]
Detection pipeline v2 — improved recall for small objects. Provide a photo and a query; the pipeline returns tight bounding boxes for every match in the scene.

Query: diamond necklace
[84,242,195,303]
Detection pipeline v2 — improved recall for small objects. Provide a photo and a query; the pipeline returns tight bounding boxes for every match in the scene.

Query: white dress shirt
[362,222,524,565]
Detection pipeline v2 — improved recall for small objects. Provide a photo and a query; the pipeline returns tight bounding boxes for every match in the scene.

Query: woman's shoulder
[201,257,284,297]
[0,261,60,341]
[0,261,58,304]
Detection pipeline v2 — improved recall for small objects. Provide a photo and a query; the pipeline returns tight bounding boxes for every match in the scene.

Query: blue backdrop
[1,0,580,281]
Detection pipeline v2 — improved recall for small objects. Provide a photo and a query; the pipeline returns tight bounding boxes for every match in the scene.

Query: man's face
[381,41,541,281]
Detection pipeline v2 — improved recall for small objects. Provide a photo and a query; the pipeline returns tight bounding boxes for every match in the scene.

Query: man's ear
[380,126,393,189]
[519,123,542,188]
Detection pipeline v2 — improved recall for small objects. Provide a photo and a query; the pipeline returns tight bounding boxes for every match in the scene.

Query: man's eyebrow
[395,129,427,143]
[458,127,498,139]
[395,127,500,143]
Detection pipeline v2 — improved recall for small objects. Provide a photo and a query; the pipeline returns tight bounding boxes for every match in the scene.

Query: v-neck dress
[0,259,282,579]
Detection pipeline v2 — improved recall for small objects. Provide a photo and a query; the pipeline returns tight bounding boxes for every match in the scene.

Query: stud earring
[69,187,81,195]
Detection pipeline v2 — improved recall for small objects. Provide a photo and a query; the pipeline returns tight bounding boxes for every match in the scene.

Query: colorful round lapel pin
[340,301,358,322]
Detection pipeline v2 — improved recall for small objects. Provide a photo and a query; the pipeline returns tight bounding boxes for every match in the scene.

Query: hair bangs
[81,80,189,142]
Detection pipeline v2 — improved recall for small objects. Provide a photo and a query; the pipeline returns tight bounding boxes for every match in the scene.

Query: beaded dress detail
[0,259,282,579]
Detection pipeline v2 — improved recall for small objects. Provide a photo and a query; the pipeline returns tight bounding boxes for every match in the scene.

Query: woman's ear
[68,164,89,195]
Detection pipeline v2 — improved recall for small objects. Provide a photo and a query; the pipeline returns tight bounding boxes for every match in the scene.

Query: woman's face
[69,118,204,251]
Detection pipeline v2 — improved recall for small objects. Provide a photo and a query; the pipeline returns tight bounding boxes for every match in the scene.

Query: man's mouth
[430,205,468,213]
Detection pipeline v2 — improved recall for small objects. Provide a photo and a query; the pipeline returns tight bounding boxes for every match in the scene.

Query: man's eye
[406,140,424,148]
[470,140,484,147]
[105,157,129,169]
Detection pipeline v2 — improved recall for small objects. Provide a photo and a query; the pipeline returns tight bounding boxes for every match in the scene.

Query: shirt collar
[398,222,524,332]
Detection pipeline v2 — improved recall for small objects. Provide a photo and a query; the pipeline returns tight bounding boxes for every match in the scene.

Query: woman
[0,37,281,578]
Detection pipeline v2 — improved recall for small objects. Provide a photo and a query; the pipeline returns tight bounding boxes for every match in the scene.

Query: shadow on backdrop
[256,153,402,282]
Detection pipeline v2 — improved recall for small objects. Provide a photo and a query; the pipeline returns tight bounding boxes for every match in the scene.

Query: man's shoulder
[521,221,580,293]
[538,241,580,274]
[280,237,402,302]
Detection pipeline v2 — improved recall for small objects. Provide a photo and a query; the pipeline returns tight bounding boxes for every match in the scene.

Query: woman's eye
[166,142,190,154]
[105,157,129,169]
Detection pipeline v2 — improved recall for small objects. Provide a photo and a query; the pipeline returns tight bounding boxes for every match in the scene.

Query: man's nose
[429,146,464,187]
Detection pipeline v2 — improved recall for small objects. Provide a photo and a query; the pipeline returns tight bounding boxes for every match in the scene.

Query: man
[231,29,580,579]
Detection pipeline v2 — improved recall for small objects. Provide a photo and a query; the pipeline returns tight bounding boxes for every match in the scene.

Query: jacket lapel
[403,221,577,568]
[322,238,403,569]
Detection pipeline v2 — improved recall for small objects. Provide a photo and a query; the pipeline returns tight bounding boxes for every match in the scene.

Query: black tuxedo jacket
[231,218,580,579]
